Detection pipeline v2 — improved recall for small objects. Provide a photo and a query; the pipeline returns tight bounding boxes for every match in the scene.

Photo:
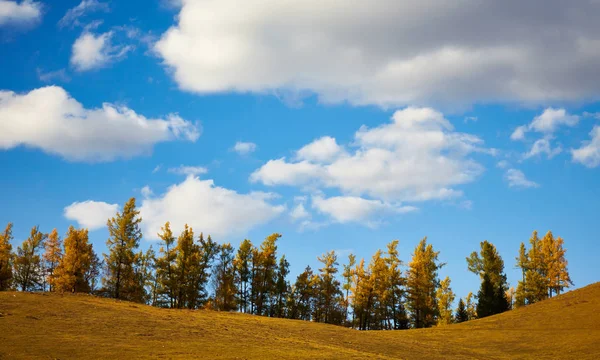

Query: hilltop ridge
[1,282,599,359]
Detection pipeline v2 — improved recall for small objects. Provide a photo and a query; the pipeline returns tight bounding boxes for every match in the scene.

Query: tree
[0,223,14,291]
[405,237,443,328]
[515,230,573,307]
[467,240,509,317]
[436,276,455,325]
[14,226,46,291]
[465,292,477,320]
[315,250,344,324]
[542,232,573,297]
[234,239,253,313]
[274,255,290,317]
[252,233,280,315]
[213,243,237,311]
[341,253,356,325]
[384,240,408,330]
[174,224,197,309]
[155,222,177,307]
[288,266,316,321]
[50,227,96,293]
[455,298,468,323]
[43,228,63,291]
[103,198,144,302]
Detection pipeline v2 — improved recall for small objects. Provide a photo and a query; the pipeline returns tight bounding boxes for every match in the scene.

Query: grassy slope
[1,283,599,360]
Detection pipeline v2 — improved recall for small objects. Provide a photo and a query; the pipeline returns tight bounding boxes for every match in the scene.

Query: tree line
[0,197,573,329]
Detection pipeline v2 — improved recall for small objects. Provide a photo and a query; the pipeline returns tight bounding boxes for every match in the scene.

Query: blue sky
[1,0,600,301]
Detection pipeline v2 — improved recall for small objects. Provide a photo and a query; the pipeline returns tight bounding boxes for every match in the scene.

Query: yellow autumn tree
[0,223,14,291]
[406,237,444,328]
[43,228,63,291]
[436,276,455,325]
[51,226,96,293]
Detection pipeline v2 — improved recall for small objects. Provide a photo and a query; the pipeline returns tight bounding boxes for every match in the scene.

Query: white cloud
[511,108,579,141]
[36,68,70,83]
[71,31,133,71]
[572,125,600,168]
[58,0,109,29]
[251,107,487,202]
[296,136,344,163]
[155,1,600,108]
[464,116,478,123]
[529,108,579,133]
[290,203,310,221]
[505,169,539,189]
[64,200,118,230]
[312,195,416,226]
[583,112,600,120]
[139,175,285,240]
[496,160,510,169]
[0,86,200,161]
[232,141,257,155]
[152,165,162,173]
[0,0,42,26]
[168,165,208,176]
[523,138,562,159]
[510,125,528,141]
[141,185,153,198]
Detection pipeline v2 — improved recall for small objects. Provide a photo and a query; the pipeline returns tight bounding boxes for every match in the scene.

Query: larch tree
[43,228,63,291]
[341,253,356,324]
[174,224,198,309]
[455,298,468,323]
[436,276,455,325]
[542,232,573,297]
[252,233,280,315]
[385,240,408,330]
[103,197,144,302]
[465,292,477,320]
[155,222,177,308]
[0,223,14,291]
[51,227,96,293]
[194,233,220,308]
[13,226,47,291]
[288,265,316,321]
[213,243,237,311]
[234,239,253,313]
[515,230,572,307]
[405,237,443,329]
[274,255,290,317]
[315,250,344,324]
[467,240,509,317]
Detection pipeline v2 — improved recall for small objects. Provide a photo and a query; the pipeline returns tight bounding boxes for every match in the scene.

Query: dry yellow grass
[1,282,599,359]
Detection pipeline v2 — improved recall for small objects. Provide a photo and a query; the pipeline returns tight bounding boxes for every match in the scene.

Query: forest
[0,197,573,330]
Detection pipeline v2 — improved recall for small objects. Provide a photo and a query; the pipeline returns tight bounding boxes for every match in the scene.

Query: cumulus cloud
[296,136,344,163]
[312,195,416,226]
[0,0,42,26]
[168,165,208,176]
[572,125,600,168]
[58,0,109,29]
[71,31,133,71]
[290,203,310,221]
[511,108,579,140]
[523,138,562,159]
[155,1,600,108]
[64,200,118,230]
[504,169,539,189]
[251,107,487,202]
[0,86,200,161]
[232,141,257,155]
[139,175,285,240]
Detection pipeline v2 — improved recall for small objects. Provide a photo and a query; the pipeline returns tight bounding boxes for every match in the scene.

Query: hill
[1,283,599,359]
